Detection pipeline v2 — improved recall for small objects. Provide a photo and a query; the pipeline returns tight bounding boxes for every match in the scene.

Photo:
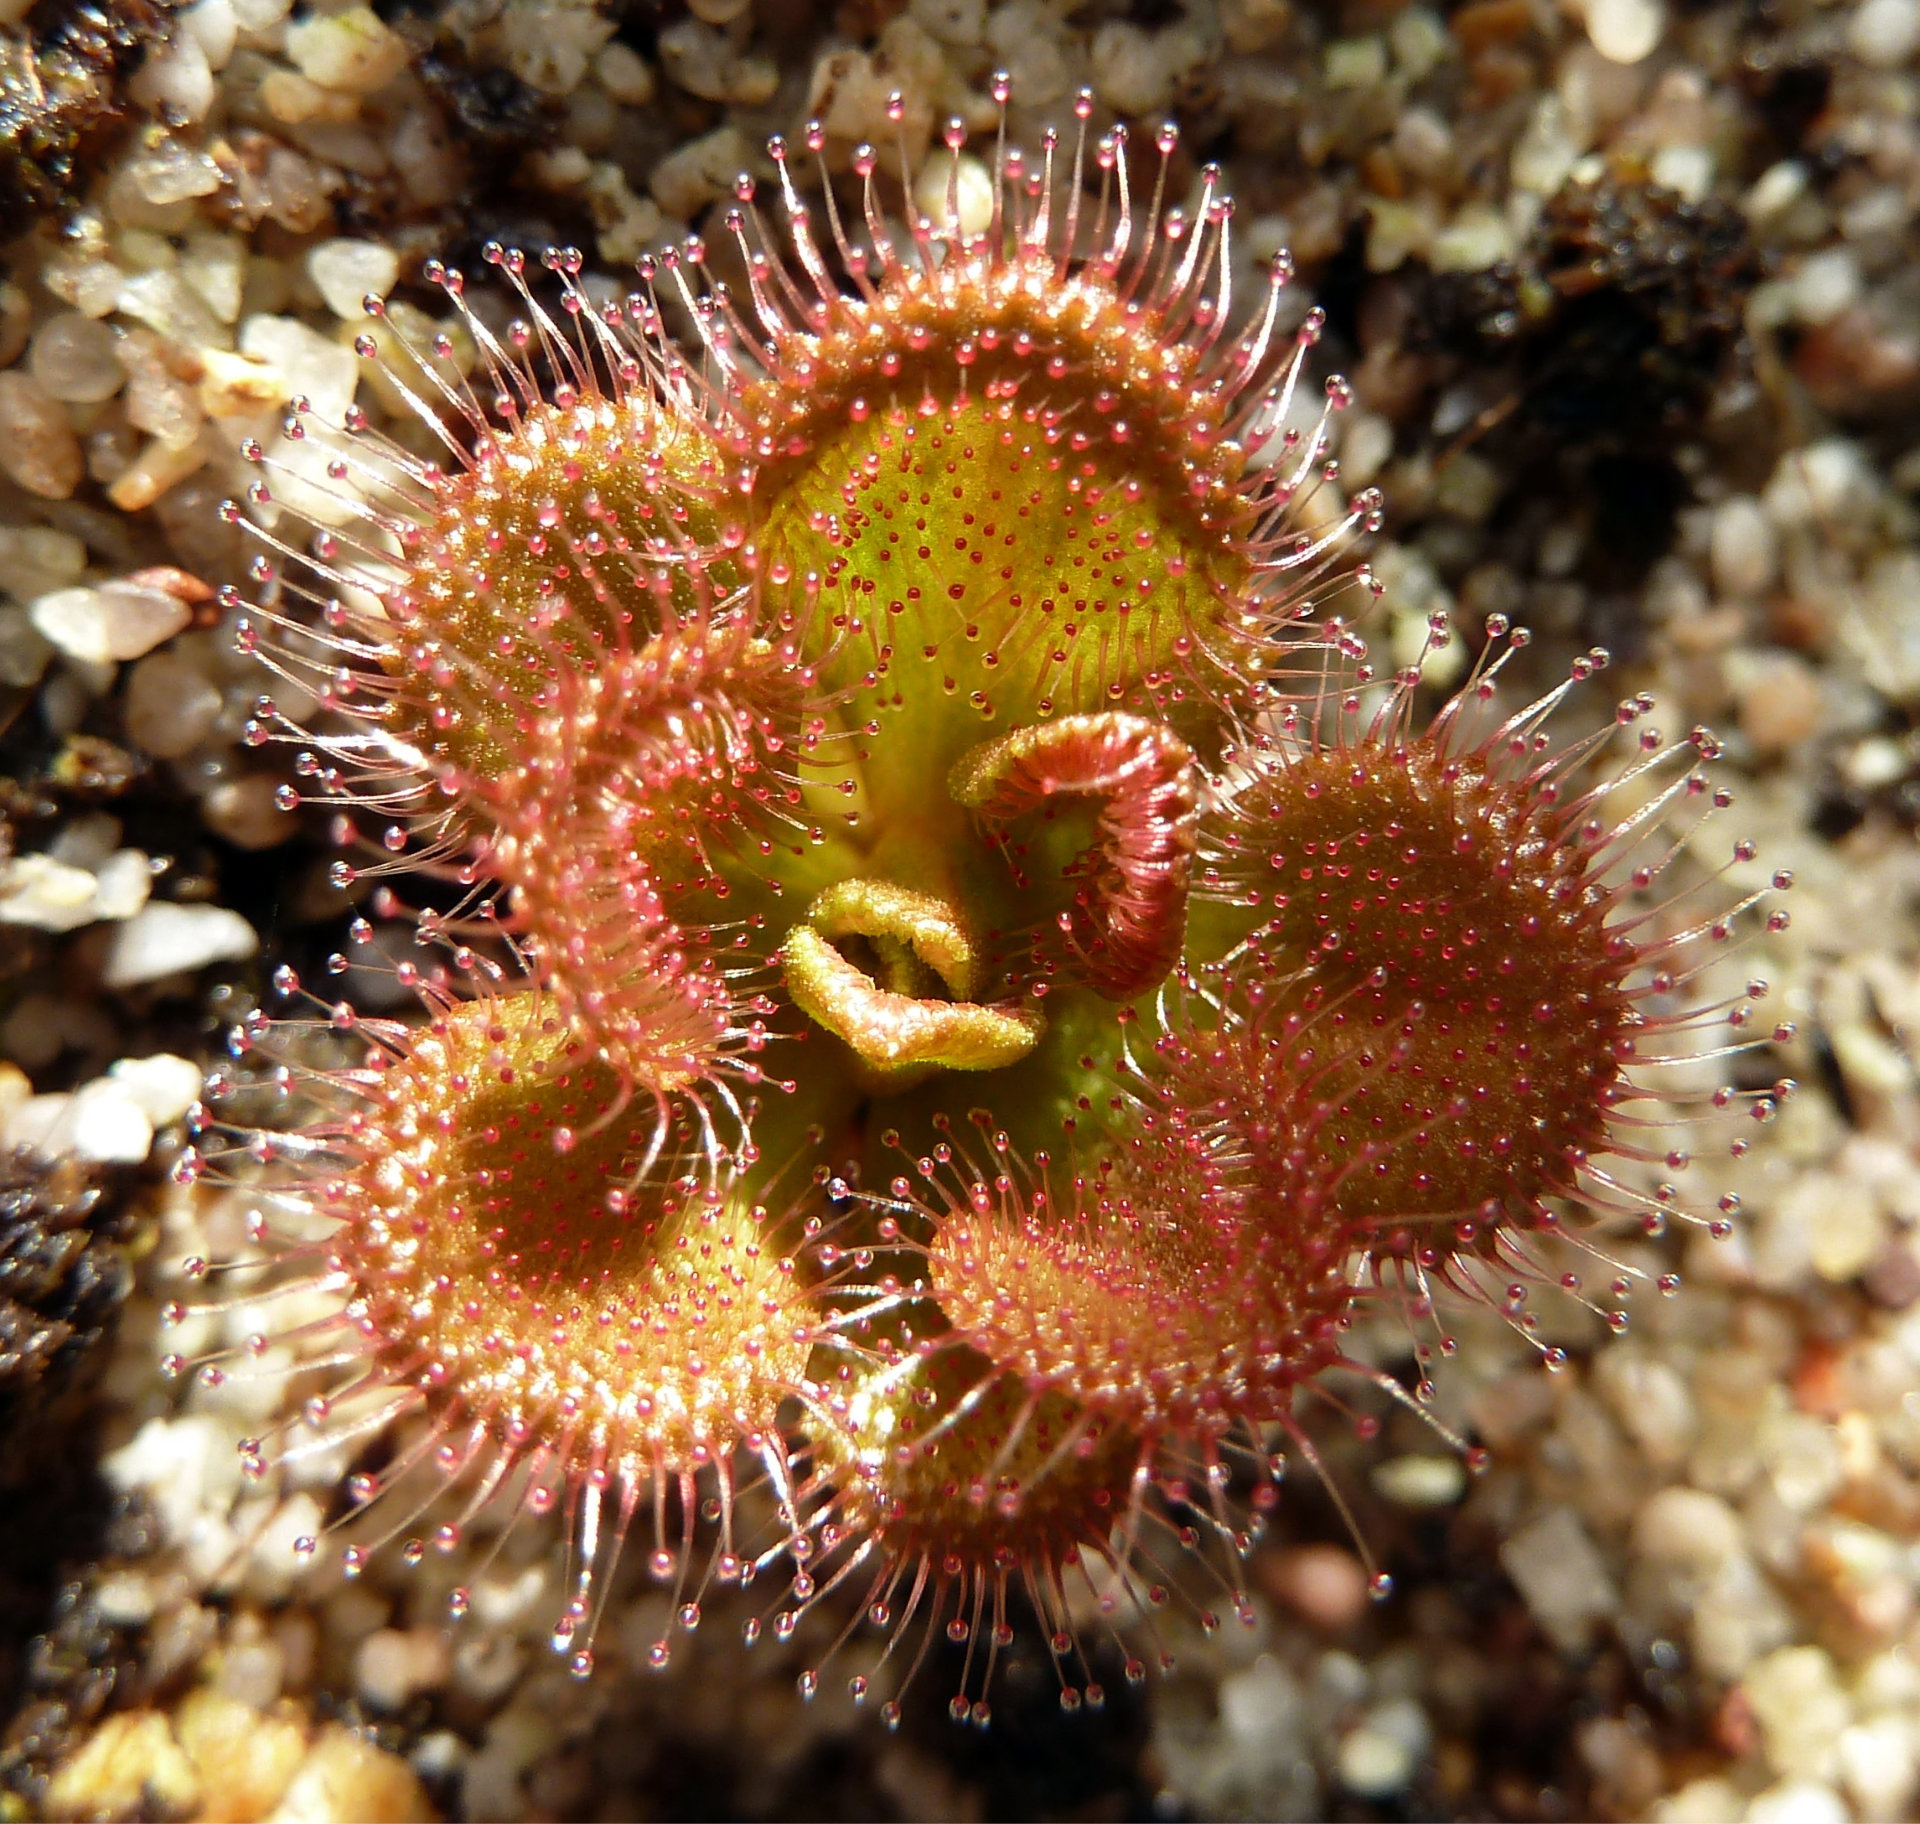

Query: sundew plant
[172,90,1792,1724]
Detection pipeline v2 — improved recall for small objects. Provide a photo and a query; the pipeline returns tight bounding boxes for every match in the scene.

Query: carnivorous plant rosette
[172,88,1791,1719]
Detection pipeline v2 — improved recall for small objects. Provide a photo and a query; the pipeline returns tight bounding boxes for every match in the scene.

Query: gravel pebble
[0,524,86,601]
[1261,1543,1371,1632]
[284,6,411,95]
[176,1689,308,1816]
[912,154,996,239]
[270,1724,437,1822]
[0,371,85,499]
[307,239,400,321]
[6,1080,155,1164]
[1337,1721,1416,1797]
[30,581,192,665]
[202,775,299,850]
[101,902,260,988]
[43,1712,203,1821]
[0,849,151,932]
[649,126,755,224]
[354,1628,453,1713]
[130,30,217,121]
[126,649,225,757]
[28,312,125,404]
[1500,1507,1621,1650]
[1586,0,1665,63]
[116,268,225,352]
[1735,654,1825,756]
[1745,1778,1849,1824]
[1847,0,1920,67]
[593,42,654,105]
[107,1052,205,1126]
[1370,1453,1468,1507]
[1710,496,1779,599]
[1744,1645,1852,1781]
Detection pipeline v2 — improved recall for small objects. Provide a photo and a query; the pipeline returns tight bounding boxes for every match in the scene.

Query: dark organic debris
[0,0,175,241]
[1417,170,1765,450]
[0,1147,140,1469]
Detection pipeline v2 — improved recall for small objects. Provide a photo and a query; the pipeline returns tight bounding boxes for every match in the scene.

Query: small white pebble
[1371,1454,1467,1507]
[28,313,124,403]
[128,138,224,207]
[449,1635,524,1706]
[1392,106,1453,180]
[181,231,245,324]
[0,854,108,932]
[1792,247,1861,327]
[217,1637,288,1710]
[92,1570,161,1629]
[68,1084,157,1162]
[0,372,84,499]
[30,582,191,665]
[1709,494,1778,597]
[7,1082,154,1164]
[1500,1507,1619,1650]
[648,125,753,223]
[466,1562,554,1631]
[130,30,216,122]
[1633,1486,1745,1569]
[1735,653,1823,757]
[1848,0,1920,67]
[354,1628,451,1713]
[1091,22,1172,116]
[1745,1646,1852,1782]
[1650,142,1714,202]
[102,902,259,988]
[306,239,399,320]
[91,851,155,922]
[1339,413,1394,490]
[1365,198,1435,273]
[1586,0,1665,64]
[593,41,655,105]
[239,313,359,424]
[1324,34,1387,90]
[182,0,237,69]
[116,268,225,350]
[0,525,86,603]
[1836,1715,1919,1820]
[1658,1778,1750,1823]
[1765,438,1877,529]
[49,817,121,877]
[386,109,459,212]
[1511,95,1579,197]
[202,775,298,850]
[244,1493,327,1603]
[284,5,410,94]
[106,434,211,514]
[270,1724,432,1824]
[0,608,53,688]
[912,154,995,239]
[1217,1656,1305,1759]
[126,650,223,757]
[1337,1724,1416,1797]
[1433,451,1503,523]
[1745,160,1807,225]
[496,0,617,94]
[1745,1779,1849,1824]
[107,1053,204,1127]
